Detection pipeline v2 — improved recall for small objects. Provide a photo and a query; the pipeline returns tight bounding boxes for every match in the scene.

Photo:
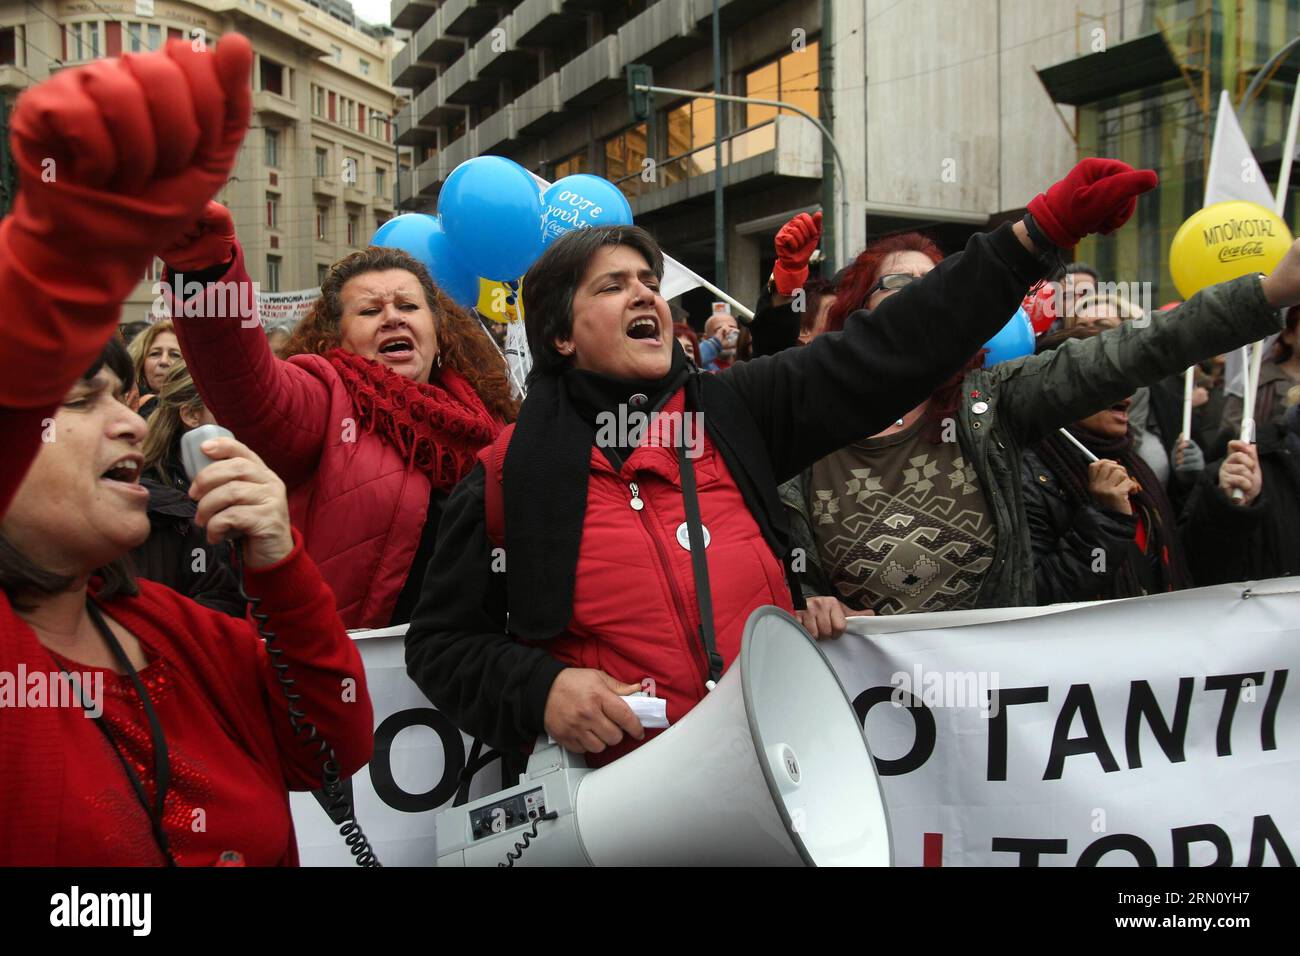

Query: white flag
[1203,91,1278,396]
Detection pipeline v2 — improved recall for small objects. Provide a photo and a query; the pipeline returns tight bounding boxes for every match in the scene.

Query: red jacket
[485,390,794,766]
[172,244,439,628]
[0,532,374,866]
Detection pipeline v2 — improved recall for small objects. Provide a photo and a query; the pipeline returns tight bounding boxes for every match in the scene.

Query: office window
[374,167,386,197]
[328,91,336,122]
[737,41,820,160]
[553,149,588,179]
[359,58,369,76]
[311,84,325,116]
[260,57,284,96]
[347,213,358,246]
[266,256,280,293]
[1,27,17,65]
[255,1,267,11]
[604,123,647,184]
[147,23,161,50]
[271,8,283,21]
[264,129,280,168]
[266,193,278,229]
[664,95,717,180]
[370,111,388,140]
[315,147,328,178]
[316,206,328,241]
[330,45,342,65]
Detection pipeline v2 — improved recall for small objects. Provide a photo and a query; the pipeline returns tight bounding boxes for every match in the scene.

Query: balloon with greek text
[541,174,634,248]
[370,213,481,308]
[439,157,545,280]
[1169,200,1293,299]
[982,306,1035,367]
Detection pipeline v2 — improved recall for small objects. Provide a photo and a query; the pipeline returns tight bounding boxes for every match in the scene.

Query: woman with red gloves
[745,211,840,356]
[161,211,516,629]
[0,36,373,865]
[405,161,1186,767]
[782,159,1300,637]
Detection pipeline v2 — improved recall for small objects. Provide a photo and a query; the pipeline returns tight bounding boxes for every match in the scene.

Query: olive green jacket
[781,273,1284,610]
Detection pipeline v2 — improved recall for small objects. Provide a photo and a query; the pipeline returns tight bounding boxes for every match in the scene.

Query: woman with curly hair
[164,202,516,627]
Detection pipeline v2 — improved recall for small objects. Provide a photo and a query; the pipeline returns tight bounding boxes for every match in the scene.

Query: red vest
[481,389,794,765]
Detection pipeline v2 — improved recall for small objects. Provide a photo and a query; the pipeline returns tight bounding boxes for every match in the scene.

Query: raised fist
[1027,158,1158,249]
[772,211,823,296]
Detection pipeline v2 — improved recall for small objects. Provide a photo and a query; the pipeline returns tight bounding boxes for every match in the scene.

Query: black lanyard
[75,602,177,866]
[677,440,723,686]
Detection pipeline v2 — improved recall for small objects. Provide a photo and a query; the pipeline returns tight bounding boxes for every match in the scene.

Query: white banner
[291,581,1300,866]
[257,288,320,329]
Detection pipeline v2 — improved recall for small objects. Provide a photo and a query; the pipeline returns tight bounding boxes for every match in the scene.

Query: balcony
[253,90,300,122]
[516,73,568,135]
[391,41,436,89]
[344,184,368,206]
[559,34,621,107]
[441,48,497,105]
[618,0,701,68]
[313,176,341,198]
[614,115,821,217]
[474,14,535,80]
[395,101,437,146]
[0,65,34,93]
[415,77,464,127]
[442,0,501,40]
[397,167,417,208]
[515,0,587,46]
[476,104,519,153]
[440,130,478,180]
[689,0,786,29]
[413,153,440,200]
[391,0,437,31]
[413,9,466,67]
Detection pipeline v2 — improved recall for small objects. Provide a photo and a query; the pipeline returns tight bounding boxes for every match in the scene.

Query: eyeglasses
[872,273,923,295]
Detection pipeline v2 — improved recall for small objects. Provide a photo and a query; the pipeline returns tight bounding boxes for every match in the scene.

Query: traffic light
[627,64,654,123]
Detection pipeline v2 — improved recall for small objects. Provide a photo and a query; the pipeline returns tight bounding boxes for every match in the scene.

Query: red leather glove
[162,201,238,273]
[772,211,822,296]
[0,35,251,407]
[1026,158,1157,249]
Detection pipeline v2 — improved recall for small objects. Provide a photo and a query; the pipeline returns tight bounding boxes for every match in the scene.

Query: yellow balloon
[477,278,524,324]
[1169,200,1293,299]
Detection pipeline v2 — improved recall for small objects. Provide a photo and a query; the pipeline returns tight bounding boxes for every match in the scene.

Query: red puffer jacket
[171,244,433,628]
[487,390,794,766]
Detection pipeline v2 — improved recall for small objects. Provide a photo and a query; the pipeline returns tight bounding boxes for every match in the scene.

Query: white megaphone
[436,606,892,866]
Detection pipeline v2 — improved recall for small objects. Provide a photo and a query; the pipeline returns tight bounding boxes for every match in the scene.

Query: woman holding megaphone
[403,159,1252,764]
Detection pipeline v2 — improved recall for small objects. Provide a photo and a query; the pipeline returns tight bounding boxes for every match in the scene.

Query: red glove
[0,36,251,407]
[1022,281,1059,334]
[162,201,238,273]
[772,211,822,296]
[1026,158,1157,249]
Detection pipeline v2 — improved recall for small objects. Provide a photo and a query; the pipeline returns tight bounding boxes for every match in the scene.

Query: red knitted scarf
[327,349,501,491]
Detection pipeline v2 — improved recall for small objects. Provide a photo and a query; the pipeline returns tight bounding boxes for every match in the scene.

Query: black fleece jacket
[405,223,1047,751]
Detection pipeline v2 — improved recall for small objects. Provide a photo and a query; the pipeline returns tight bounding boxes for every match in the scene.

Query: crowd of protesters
[2,36,1299,865]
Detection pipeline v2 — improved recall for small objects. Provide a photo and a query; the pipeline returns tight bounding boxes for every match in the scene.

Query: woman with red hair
[163,203,516,628]
[781,209,1297,637]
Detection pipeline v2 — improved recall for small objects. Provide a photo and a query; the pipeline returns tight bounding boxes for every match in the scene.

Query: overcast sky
[352,0,391,26]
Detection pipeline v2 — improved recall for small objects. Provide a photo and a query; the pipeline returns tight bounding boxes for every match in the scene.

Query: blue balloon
[982,306,1035,367]
[541,174,635,247]
[369,213,480,308]
[438,157,544,281]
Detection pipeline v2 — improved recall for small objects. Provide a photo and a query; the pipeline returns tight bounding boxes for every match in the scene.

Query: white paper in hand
[621,695,669,730]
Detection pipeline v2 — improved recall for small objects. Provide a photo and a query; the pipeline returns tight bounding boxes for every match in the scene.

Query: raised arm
[994,274,1287,448]
[0,37,252,516]
[164,203,331,486]
[722,159,1158,482]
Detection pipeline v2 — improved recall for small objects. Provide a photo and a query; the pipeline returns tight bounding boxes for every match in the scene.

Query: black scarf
[503,346,693,639]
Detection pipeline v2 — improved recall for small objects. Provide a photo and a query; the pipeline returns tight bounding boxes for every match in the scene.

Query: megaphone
[437,607,892,866]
